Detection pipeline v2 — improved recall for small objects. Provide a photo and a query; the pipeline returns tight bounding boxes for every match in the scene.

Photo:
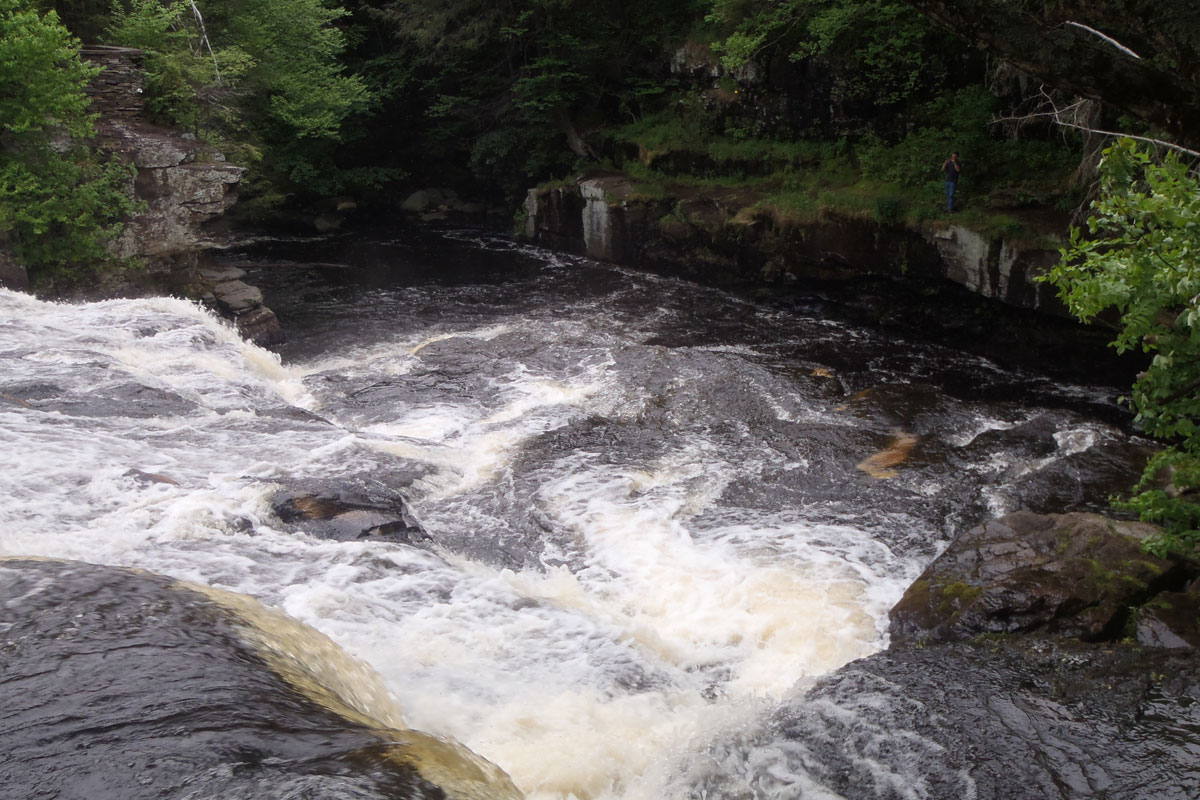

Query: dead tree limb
[188,0,222,86]
[994,85,1200,161]
[1062,21,1143,61]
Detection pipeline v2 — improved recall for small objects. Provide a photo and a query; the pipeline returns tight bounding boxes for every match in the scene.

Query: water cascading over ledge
[2,230,1193,800]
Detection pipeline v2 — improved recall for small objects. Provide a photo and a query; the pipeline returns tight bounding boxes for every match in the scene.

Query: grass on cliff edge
[611,156,1061,246]
[596,106,1079,243]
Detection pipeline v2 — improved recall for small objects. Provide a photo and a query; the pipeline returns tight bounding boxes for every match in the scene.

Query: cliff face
[78,47,247,282]
[518,175,1132,380]
[97,118,245,271]
[523,176,1063,313]
[0,47,281,344]
[0,47,247,293]
[93,115,283,344]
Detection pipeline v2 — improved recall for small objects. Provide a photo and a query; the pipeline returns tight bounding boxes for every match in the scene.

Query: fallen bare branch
[1062,21,1143,60]
[993,85,1200,161]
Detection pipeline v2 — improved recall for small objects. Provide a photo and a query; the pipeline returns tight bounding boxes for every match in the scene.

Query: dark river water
[0,228,1159,799]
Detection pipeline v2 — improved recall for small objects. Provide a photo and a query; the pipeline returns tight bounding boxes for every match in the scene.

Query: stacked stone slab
[80,46,147,120]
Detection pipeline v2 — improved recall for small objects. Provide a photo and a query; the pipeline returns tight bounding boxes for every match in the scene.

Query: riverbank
[385,169,1131,387]
[520,169,1065,309]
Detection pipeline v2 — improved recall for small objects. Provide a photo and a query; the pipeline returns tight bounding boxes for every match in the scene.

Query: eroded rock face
[579,176,634,261]
[99,119,245,265]
[929,224,1063,311]
[522,177,1067,316]
[5,49,255,323]
[888,511,1195,645]
[83,72,285,345]
[523,184,586,253]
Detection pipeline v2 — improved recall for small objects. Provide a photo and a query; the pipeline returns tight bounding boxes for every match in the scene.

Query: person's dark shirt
[944,160,960,183]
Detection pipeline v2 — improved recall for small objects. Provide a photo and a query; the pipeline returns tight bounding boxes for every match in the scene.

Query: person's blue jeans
[946,180,957,211]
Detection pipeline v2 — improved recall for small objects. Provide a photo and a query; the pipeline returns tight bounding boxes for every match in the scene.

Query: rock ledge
[889,511,1199,647]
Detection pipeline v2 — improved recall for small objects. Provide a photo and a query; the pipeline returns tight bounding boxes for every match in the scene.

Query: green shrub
[874,193,904,224]
[1,0,139,282]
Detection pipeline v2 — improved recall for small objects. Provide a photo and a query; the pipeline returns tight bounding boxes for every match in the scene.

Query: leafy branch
[1043,138,1200,554]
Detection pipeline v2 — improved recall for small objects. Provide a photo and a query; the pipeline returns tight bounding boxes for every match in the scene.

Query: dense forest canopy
[907,0,1200,147]
[19,0,1081,207]
[7,0,1195,225]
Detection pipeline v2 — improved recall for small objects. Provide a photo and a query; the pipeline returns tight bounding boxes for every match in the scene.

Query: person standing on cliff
[942,152,961,212]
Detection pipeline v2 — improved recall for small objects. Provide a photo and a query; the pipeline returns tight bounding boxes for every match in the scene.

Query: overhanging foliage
[1046,138,1200,553]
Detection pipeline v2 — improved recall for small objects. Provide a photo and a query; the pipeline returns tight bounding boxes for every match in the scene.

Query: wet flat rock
[729,638,1200,800]
[0,559,512,800]
[0,380,197,418]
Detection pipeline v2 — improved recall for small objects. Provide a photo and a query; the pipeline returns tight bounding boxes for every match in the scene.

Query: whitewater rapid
[0,232,1141,800]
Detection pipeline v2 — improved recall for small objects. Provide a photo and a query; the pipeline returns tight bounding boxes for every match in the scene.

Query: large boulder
[271,479,429,545]
[888,511,1194,645]
[401,187,459,213]
[700,510,1200,800]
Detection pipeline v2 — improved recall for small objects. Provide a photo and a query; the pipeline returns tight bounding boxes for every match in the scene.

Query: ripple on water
[0,236,1150,800]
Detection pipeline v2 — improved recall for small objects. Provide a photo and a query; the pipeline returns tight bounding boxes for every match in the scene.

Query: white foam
[530,449,884,697]
[0,280,1126,800]
[410,324,512,355]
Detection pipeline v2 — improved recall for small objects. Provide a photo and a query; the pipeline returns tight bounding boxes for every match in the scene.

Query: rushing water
[0,229,1153,799]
